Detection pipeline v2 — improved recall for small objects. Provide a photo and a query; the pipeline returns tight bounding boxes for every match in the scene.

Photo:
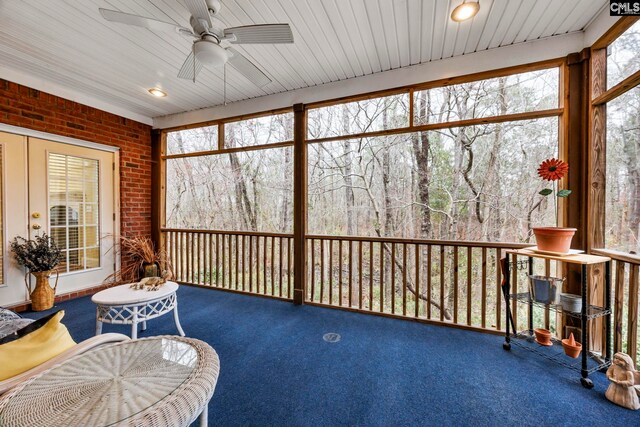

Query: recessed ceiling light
[148,88,167,97]
[451,2,480,22]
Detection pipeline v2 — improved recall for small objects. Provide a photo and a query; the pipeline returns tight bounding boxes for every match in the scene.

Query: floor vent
[323,333,341,343]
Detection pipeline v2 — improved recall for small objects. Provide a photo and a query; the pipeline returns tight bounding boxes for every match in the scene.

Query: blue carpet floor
[23,285,639,426]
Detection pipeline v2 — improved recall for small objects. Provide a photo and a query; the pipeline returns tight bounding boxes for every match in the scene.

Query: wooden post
[150,130,163,252]
[588,48,607,353]
[293,103,307,305]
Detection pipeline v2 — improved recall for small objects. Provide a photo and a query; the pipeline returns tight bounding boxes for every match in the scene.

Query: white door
[0,132,117,306]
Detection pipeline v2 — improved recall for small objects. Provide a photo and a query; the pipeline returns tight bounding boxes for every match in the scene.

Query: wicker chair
[0,332,130,395]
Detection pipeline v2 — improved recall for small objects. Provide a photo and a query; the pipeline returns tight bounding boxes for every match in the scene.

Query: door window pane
[48,153,100,273]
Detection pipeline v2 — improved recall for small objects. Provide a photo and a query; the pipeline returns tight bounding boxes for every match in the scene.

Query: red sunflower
[537,158,569,181]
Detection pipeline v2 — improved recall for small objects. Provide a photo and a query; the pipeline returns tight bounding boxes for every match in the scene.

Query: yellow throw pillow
[0,310,76,381]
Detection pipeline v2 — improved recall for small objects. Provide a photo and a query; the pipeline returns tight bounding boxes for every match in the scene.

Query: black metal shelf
[510,292,611,320]
[501,252,612,389]
[510,330,611,374]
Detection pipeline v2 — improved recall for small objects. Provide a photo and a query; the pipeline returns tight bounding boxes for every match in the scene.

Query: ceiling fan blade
[99,8,192,34]
[177,51,203,81]
[224,24,294,44]
[182,0,212,29]
[227,48,271,88]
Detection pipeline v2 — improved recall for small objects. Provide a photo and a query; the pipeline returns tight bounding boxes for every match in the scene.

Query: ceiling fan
[99,0,293,88]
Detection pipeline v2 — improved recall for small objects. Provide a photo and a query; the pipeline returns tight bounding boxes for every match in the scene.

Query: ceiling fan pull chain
[192,44,196,83]
[224,63,227,105]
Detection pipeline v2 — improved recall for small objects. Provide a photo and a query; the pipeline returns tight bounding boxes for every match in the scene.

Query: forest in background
[166,68,560,245]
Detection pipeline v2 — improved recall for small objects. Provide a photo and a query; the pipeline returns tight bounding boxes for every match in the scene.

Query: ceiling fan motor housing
[194,37,228,67]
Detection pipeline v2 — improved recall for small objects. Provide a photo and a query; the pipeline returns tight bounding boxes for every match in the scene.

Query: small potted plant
[10,233,62,311]
[106,236,172,284]
[533,158,576,254]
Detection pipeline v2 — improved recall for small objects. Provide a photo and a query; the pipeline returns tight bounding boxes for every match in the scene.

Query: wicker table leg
[131,306,138,340]
[174,301,186,337]
[95,307,103,335]
[199,404,208,427]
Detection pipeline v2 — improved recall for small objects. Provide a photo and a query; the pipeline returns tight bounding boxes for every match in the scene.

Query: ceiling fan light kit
[99,0,294,93]
[451,1,480,22]
[194,37,228,67]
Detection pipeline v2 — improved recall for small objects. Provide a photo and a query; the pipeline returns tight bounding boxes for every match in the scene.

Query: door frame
[0,124,121,305]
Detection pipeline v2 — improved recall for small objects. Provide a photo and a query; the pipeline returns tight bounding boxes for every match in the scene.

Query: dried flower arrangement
[10,233,62,273]
[105,236,172,284]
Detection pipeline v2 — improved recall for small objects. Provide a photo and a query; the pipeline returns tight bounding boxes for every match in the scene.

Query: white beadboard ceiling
[0,0,607,125]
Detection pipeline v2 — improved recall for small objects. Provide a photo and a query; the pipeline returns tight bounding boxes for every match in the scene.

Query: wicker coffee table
[0,336,220,427]
[92,281,185,339]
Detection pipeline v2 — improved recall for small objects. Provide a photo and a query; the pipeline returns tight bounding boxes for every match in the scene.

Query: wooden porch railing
[160,229,639,349]
[162,229,294,300]
[305,235,532,333]
[592,248,640,363]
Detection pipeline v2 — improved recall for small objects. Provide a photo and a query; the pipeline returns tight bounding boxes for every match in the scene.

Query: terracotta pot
[561,333,582,358]
[533,227,577,254]
[534,328,552,345]
[25,270,59,311]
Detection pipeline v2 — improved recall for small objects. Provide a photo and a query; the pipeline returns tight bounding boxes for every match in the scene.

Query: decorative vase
[140,262,161,279]
[25,270,59,311]
[532,227,577,254]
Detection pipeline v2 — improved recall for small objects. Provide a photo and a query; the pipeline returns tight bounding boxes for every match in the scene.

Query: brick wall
[0,79,152,239]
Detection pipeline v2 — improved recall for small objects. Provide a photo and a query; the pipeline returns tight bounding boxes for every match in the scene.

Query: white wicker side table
[0,336,220,427]
[92,281,185,339]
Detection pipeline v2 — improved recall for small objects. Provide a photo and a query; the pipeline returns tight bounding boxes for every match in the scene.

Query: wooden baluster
[402,243,407,316]
[414,244,420,318]
[440,246,445,322]
[339,240,343,307]
[197,233,201,284]
[256,235,260,293]
[511,253,518,333]
[481,247,487,329]
[359,241,363,310]
[627,264,639,362]
[186,233,192,283]
[321,239,325,303]
[453,246,458,324]
[310,239,315,302]
[208,234,213,286]
[348,241,354,308]
[614,260,626,353]
[329,240,334,305]
[240,235,245,291]
[391,243,396,314]
[370,241,374,311]
[214,234,219,287]
[380,241,384,312]
[495,248,502,330]
[179,232,183,282]
[271,236,275,296]
[279,237,284,297]
[467,247,472,326]
[427,245,432,319]
[263,236,268,294]
[234,235,239,291]
[191,233,196,284]
[247,236,253,293]
[288,238,293,299]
